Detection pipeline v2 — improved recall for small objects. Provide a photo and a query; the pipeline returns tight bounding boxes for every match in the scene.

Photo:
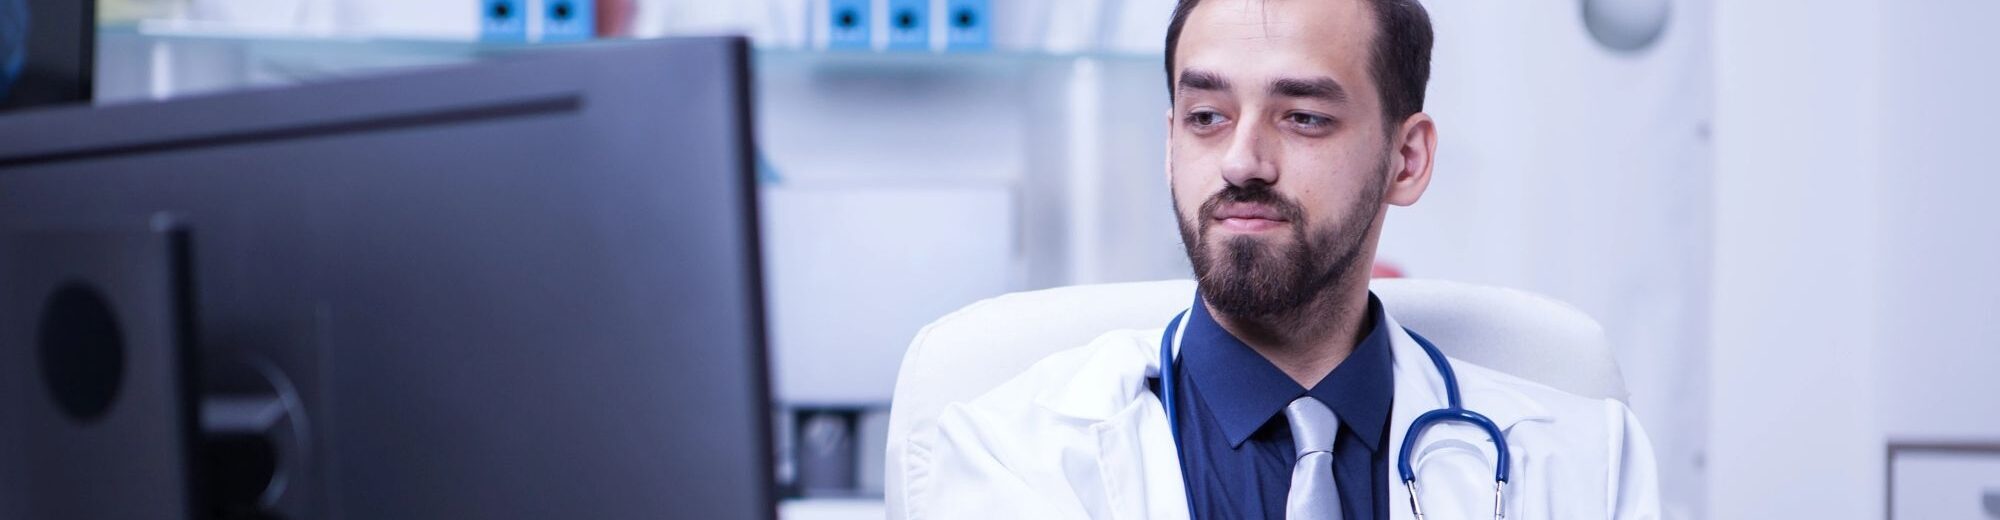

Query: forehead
[1175,0,1379,96]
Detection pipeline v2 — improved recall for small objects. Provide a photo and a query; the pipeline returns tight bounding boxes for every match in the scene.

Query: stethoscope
[1158,310,1510,520]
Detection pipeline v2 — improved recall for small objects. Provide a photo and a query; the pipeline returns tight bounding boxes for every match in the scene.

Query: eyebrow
[1270,76,1349,104]
[1176,70,1349,105]
[1176,69,1232,96]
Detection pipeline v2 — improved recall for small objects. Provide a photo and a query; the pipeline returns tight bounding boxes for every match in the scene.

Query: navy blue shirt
[1150,293,1394,520]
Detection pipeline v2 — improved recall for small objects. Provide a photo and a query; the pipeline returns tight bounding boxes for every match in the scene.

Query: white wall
[1872,1,2000,443]
[1710,2,1884,517]
[1711,1,2000,518]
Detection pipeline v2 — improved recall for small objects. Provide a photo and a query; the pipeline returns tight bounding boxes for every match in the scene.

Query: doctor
[906,0,1660,518]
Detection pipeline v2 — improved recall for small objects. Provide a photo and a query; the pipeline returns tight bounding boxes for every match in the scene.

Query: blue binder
[826,0,871,50]
[480,0,529,43]
[944,0,991,51]
[540,0,595,43]
[885,0,930,51]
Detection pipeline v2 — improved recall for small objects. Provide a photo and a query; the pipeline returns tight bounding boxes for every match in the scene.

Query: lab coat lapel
[1090,391,1190,520]
[1384,311,1449,520]
[1381,311,1552,520]
[1031,323,1189,520]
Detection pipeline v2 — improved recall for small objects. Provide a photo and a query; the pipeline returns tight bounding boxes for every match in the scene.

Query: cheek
[1168,151,1218,212]
[1286,149,1381,221]
[1170,180,1208,225]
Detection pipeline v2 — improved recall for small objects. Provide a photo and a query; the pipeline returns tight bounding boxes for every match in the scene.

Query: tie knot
[1283,397,1340,457]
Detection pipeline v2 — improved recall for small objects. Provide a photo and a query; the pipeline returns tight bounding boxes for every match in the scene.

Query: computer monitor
[0,37,773,519]
[0,0,94,111]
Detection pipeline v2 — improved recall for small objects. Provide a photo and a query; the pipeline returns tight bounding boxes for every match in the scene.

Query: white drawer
[1890,444,2000,519]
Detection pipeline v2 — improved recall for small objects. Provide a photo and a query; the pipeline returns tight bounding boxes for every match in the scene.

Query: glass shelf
[95,22,1162,104]
[102,21,1163,60]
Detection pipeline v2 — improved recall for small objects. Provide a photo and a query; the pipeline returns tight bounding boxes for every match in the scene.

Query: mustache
[1198,181,1307,227]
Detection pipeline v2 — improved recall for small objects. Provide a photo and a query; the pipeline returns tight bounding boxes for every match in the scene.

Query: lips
[1208,202,1290,233]
[1212,202,1288,222]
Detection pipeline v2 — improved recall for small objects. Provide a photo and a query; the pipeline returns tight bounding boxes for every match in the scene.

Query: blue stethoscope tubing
[1158,310,1509,519]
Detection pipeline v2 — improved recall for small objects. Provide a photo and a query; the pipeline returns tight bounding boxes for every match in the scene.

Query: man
[902,0,1661,518]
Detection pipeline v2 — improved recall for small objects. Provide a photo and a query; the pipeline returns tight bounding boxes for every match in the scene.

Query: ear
[1383,112,1437,207]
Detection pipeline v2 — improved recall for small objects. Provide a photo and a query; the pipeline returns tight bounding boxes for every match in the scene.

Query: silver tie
[1284,397,1343,520]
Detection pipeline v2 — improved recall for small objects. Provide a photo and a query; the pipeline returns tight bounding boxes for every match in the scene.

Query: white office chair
[882,279,1628,519]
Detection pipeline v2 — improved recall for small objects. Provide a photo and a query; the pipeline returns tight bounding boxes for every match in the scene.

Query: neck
[1205,278,1374,389]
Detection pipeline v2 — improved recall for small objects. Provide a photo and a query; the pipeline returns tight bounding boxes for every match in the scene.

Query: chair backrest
[882,279,1627,519]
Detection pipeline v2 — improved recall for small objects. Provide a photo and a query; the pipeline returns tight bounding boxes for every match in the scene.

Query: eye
[1285,112,1332,128]
[1184,110,1229,132]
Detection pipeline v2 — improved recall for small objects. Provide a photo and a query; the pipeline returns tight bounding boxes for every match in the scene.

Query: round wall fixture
[1582,0,1671,53]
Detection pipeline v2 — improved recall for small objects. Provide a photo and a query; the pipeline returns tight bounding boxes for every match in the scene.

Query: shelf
[95,23,1162,105]
[99,23,1159,74]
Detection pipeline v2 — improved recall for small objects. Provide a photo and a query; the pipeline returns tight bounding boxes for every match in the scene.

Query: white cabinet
[762,185,1017,405]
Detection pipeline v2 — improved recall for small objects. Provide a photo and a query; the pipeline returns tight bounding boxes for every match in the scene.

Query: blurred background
[27,0,2000,518]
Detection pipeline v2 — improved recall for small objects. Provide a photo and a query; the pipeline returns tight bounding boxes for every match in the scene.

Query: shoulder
[1457,357,1620,416]
[936,327,1159,433]
[912,326,1159,455]
[1450,356,1643,447]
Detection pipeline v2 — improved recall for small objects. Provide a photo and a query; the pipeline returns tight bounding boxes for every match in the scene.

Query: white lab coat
[902,309,1661,519]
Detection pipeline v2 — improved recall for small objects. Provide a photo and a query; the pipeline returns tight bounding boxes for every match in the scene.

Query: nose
[1219,119,1277,188]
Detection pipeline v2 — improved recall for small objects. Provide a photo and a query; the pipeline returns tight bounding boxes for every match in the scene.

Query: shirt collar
[1181,291,1395,451]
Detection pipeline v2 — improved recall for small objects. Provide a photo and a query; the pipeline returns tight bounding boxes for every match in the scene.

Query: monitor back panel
[0,37,773,520]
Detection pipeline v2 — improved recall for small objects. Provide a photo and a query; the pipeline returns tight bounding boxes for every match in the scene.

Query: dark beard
[1174,155,1388,321]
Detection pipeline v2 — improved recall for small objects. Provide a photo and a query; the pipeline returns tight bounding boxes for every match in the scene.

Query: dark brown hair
[1163,0,1434,126]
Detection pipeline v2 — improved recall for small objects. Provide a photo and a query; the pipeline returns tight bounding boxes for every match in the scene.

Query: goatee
[1174,157,1387,321]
